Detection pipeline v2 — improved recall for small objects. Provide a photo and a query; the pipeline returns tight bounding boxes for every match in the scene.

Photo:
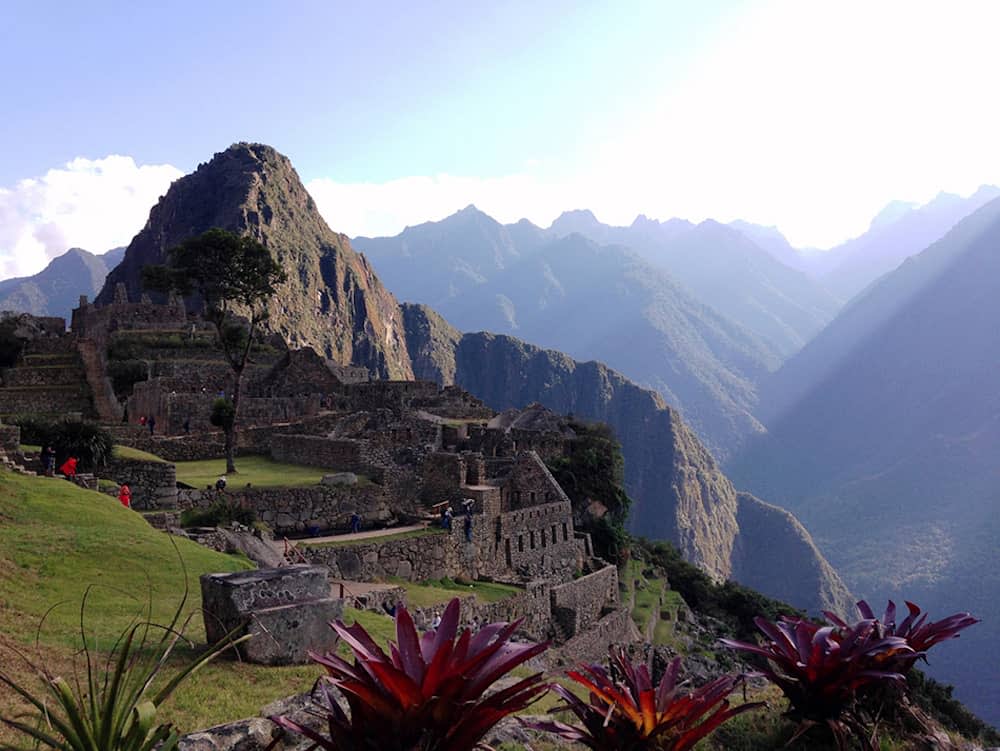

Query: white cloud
[0,156,183,278]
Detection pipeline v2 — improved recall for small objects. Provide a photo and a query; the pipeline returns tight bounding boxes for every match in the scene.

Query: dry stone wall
[177,483,404,534]
[102,457,177,510]
[550,566,620,638]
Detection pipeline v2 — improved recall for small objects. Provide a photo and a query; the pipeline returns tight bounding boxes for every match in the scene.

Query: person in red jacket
[59,456,78,479]
[118,483,132,508]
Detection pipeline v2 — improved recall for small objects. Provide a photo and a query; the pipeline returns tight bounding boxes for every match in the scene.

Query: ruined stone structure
[1,305,632,659]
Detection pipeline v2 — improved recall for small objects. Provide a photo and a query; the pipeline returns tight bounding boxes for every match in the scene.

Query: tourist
[430,611,442,630]
[182,417,191,434]
[117,483,132,508]
[148,415,156,435]
[59,456,78,479]
[443,507,453,531]
[139,415,147,427]
[215,476,227,491]
[40,446,55,477]
[464,513,473,542]
[350,511,361,534]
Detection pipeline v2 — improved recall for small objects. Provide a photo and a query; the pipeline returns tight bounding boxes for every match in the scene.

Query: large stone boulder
[200,565,342,665]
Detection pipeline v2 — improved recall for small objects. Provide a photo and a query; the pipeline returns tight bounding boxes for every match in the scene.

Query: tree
[143,228,286,473]
[547,420,633,565]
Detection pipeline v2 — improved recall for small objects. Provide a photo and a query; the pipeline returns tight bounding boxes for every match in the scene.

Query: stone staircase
[0,448,37,476]
[77,338,123,422]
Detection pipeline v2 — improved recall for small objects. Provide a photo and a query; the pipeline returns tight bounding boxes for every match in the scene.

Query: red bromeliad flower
[526,649,762,751]
[825,600,979,674]
[721,616,912,727]
[271,598,549,751]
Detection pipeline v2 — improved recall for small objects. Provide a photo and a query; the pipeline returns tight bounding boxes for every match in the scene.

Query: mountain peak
[94,142,413,378]
[630,214,660,229]
[869,200,918,230]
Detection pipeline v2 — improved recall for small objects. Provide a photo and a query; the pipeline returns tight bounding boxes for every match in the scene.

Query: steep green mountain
[728,197,1000,723]
[0,247,124,322]
[814,185,1000,299]
[357,209,781,458]
[96,142,412,379]
[548,212,842,356]
[401,302,853,616]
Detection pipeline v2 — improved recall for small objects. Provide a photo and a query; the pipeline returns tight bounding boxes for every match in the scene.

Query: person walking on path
[117,483,132,508]
[148,415,156,435]
[59,456,78,479]
[350,511,361,534]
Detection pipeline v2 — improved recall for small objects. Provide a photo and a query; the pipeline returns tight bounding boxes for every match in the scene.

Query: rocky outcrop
[732,493,854,616]
[96,143,412,379]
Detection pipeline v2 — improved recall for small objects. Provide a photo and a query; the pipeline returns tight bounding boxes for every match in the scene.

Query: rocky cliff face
[96,143,411,379]
[401,303,849,613]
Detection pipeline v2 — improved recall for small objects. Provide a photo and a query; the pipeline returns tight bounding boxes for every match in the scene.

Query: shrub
[634,539,803,640]
[209,398,235,431]
[271,597,549,751]
[108,360,149,397]
[527,649,762,750]
[11,417,114,471]
[179,500,256,528]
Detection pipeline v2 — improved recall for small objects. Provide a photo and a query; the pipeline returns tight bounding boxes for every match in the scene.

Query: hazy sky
[3,0,1000,277]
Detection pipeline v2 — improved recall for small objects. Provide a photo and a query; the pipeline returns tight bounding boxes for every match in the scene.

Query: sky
[3,0,1000,278]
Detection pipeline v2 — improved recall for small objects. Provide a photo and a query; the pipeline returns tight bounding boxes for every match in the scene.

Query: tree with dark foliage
[143,228,286,473]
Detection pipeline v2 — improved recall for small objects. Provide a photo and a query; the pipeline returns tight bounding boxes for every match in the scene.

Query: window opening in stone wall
[562,522,568,541]
[552,524,557,544]
[530,491,536,504]
[518,534,524,552]
[541,529,547,548]
[505,538,512,567]
[530,531,535,550]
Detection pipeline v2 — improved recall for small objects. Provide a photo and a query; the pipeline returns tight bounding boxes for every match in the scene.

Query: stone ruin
[0,299,636,666]
[200,565,343,665]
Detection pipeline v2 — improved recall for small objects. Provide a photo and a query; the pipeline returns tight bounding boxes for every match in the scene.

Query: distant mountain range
[546,210,843,357]
[0,247,125,322]
[357,207,780,458]
[728,196,1000,723]
[812,186,1000,299]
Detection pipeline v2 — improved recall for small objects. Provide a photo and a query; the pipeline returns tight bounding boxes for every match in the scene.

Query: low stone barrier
[101,456,177,510]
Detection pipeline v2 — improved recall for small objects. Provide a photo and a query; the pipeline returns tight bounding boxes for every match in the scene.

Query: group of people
[138,415,156,435]
[39,446,132,508]
[439,499,475,542]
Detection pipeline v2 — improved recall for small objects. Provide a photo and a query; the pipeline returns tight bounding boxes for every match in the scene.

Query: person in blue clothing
[350,511,361,534]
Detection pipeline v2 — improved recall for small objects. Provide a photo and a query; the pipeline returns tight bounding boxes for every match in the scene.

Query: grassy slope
[0,470,398,739]
[173,455,327,488]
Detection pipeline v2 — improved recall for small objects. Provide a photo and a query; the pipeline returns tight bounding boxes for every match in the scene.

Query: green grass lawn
[0,469,368,742]
[173,455,328,488]
[306,527,444,548]
[113,444,168,462]
[389,577,522,608]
